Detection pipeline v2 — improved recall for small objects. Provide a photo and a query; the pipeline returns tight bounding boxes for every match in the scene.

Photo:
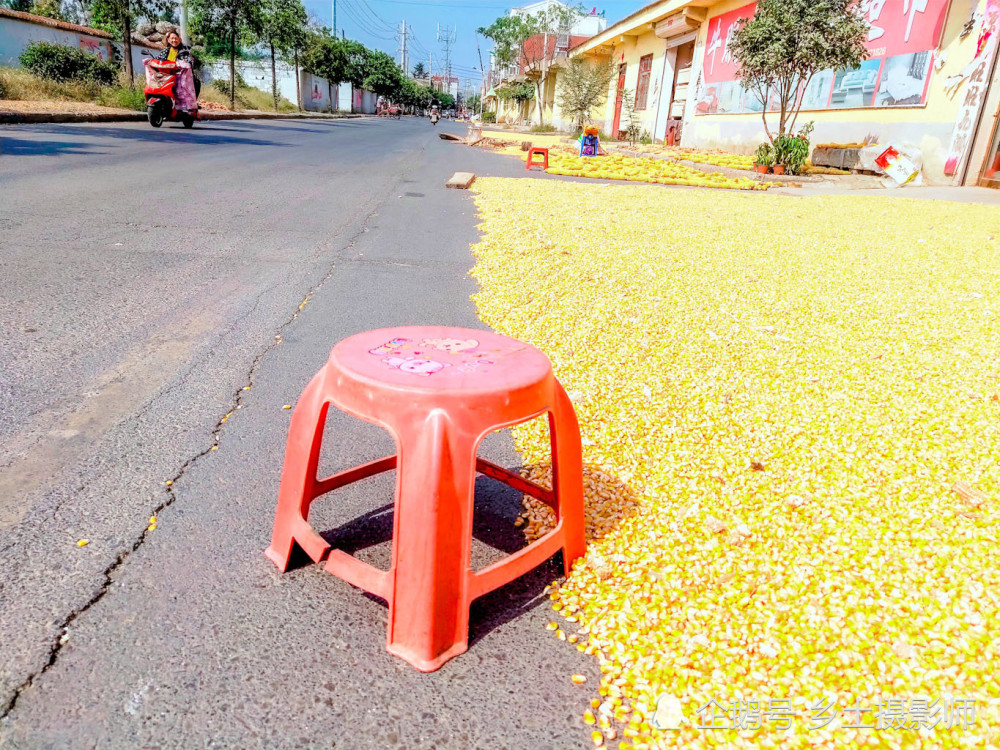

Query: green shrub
[211,71,254,107]
[97,84,146,111]
[530,123,557,133]
[754,141,775,167]
[773,121,815,174]
[481,111,496,124]
[19,41,119,85]
[0,74,6,100]
[211,78,244,107]
[30,0,64,20]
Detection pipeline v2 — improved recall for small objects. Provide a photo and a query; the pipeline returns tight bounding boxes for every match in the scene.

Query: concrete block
[446,172,476,189]
[812,146,862,170]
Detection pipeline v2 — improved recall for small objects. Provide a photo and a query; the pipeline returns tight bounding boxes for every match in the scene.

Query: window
[635,54,653,111]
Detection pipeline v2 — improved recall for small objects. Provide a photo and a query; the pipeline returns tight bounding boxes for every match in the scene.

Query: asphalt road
[0,117,597,749]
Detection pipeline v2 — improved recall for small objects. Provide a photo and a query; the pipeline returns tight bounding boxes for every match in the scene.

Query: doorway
[666,41,694,143]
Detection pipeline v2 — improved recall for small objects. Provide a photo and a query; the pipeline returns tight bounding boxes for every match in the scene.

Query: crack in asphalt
[0,160,412,722]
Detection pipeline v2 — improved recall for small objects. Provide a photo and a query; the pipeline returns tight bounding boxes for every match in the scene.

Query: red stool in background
[265,326,586,672]
[526,147,549,171]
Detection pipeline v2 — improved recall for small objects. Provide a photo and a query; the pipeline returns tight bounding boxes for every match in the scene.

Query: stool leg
[265,368,333,571]
[386,411,476,671]
[549,381,586,577]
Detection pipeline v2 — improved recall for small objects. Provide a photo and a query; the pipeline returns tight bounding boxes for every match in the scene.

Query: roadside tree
[189,0,262,110]
[730,0,868,140]
[556,53,615,130]
[362,49,403,101]
[259,0,307,111]
[477,3,580,126]
[301,29,363,110]
[85,0,174,82]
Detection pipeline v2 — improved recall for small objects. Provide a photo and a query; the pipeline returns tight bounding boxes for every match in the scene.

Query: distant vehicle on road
[377,102,401,119]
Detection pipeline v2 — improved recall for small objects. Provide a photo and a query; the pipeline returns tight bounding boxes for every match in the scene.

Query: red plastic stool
[526,147,549,171]
[265,326,586,672]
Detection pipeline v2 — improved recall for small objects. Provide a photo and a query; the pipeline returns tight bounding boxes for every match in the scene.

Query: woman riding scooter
[157,30,200,98]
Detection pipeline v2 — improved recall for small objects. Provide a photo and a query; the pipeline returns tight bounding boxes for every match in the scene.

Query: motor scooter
[142,52,199,128]
[430,109,440,126]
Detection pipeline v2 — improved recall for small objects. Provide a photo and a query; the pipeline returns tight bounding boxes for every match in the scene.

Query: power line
[340,0,396,40]
[352,0,398,33]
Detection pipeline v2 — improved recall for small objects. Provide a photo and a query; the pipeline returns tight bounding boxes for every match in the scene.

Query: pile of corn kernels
[470,178,999,749]
[540,153,766,190]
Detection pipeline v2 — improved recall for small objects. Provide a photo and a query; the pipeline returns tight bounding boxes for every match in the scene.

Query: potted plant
[773,123,814,175]
[754,142,774,173]
[772,135,793,174]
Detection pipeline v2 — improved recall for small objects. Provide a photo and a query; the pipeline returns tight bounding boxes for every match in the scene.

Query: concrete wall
[1,12,159,79]
[298,71,333,112]
[684,0,982,184]
[0,12,113,66]
[203,59,301,108]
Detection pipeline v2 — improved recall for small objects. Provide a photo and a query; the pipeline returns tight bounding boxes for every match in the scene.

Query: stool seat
[266,326,585,671]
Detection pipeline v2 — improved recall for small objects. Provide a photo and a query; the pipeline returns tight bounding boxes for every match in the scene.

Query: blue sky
[302,0,649,92]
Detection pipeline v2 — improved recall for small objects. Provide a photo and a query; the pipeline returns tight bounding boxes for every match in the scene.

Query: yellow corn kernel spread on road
[538,153,766,191]
[469,178,1000,749]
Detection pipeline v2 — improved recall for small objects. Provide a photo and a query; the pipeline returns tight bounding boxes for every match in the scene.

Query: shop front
[681,0,997,184]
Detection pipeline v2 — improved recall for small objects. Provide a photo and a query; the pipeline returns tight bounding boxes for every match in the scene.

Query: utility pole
[398,19,408,76]
[332,0,336,35]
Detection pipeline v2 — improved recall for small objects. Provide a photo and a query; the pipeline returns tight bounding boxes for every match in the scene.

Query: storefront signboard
[696,0,949,115]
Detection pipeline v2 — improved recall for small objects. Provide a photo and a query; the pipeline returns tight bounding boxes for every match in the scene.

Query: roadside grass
[200,79,297,112]
[0,66,145,111]
[0,65,297,114]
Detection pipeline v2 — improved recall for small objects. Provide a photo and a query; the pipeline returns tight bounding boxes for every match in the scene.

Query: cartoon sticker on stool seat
[369,337,412,356]
[382,356,449,376]
[419,337,479,354]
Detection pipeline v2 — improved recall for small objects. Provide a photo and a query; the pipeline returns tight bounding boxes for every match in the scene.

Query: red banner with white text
[696,0,949,116]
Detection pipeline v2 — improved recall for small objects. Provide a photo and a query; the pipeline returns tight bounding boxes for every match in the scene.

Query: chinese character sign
[943,0,1000,175]
[696,0,949,115]
[701,3,757,85]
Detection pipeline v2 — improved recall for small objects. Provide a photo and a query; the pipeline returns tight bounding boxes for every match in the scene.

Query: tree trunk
[535,78,544,126]
[294,49,301,111]
[122,6,134,85]
[328,81,333,113]
[229,26,236,111]
[787,73,813,135]
[270,41,278,112]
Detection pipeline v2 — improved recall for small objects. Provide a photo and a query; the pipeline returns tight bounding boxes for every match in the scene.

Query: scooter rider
[157,29,200,97]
